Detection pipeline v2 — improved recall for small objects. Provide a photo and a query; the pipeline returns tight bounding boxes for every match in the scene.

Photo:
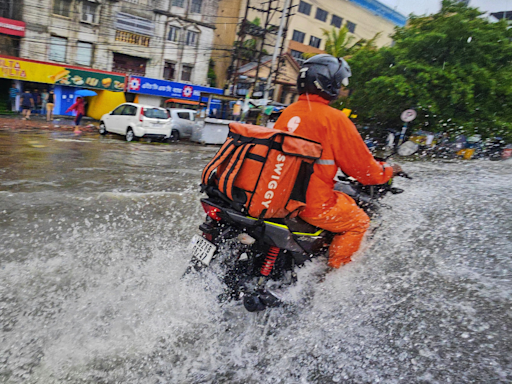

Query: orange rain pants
[274,94,393,268]
[301,191,370,268]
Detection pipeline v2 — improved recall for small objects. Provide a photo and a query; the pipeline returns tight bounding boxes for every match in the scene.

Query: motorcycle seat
[284,217,321,234]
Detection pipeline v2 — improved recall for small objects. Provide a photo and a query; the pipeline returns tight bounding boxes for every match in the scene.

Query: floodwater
[0,130,511,383]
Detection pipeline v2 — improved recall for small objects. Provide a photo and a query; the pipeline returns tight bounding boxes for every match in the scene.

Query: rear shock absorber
[260,246,280,276]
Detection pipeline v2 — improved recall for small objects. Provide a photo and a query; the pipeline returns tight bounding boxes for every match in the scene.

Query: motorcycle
[186,172,411,312]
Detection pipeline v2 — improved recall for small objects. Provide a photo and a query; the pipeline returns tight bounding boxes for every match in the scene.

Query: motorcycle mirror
[397,141,419,157]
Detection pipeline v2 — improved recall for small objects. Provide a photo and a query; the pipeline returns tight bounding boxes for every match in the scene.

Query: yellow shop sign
[0,57,65,84]
[1,56,126,91]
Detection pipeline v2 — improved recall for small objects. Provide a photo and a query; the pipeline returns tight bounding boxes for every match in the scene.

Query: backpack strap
[216,143,253,199]
[221,143,255,201]
[201,137,236,186]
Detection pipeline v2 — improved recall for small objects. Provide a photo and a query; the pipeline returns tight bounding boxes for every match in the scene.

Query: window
[112,53,147,76]
[291,30,305,44]
[309,36,321,48]
[167,26,180,42]
[122,105,138,116]
[290,50,305,65]
[49,36,67,62]
[115,12,154,36]
[144,108,168,119]
[185,30,198,46]
[53,0,71,17]
[346,21,356,33]
[163,62,175,80]
[76,41,93,66]
[177,112,191,120]
[81,2,97,23]
[315,8,328,22]
[298,1,311,15]
[172,0,184,6]
[331,15,342,28]
[112,105,126,115]
[190,0,202,13]
[181,65,193,81]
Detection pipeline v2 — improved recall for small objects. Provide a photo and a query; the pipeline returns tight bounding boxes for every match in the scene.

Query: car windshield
[144,108,169,119]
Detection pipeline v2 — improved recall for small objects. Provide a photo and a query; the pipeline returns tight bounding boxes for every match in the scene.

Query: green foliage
[344,0,512,140]
[304,27,380,60]
[322,27,357,57]
[208,59,217,88]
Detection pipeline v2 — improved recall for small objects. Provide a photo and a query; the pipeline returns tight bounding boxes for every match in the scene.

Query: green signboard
[53,68,126,91]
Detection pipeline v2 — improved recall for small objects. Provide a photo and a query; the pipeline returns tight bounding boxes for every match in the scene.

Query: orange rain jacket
[274,94,393,218]
[274,95,393,268]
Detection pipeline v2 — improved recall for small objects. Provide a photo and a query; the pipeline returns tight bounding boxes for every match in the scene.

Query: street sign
[400,109,417,122]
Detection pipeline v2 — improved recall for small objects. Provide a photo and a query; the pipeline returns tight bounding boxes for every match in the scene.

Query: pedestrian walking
[9,84,19,112]
[46,90,55,122]
[20,90,34,120]
[66,96,85,134]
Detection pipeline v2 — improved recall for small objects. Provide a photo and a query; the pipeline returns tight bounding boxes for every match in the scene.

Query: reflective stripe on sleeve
[316,159,335,165]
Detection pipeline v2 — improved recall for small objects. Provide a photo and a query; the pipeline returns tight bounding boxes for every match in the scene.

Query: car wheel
[99,122,107,135]
[169,129,180,142]
[126,128,135,142]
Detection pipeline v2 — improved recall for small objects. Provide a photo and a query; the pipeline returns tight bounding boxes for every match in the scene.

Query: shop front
[0,55,127,119]
[127,75,223,111]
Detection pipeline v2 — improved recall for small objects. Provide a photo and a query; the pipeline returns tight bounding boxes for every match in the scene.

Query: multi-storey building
[1,0,224,117]
[213,0,407,102]
[21,0,218,84]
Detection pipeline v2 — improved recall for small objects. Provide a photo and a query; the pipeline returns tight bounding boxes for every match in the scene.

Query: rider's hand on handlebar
[391,164,403,176]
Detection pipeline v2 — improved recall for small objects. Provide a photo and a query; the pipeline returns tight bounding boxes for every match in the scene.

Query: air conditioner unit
[83,13,94,23]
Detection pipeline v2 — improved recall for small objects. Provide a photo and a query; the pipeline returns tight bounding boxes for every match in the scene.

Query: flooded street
[1,130,511,383]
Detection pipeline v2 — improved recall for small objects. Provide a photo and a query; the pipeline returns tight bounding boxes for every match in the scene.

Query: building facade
[0,0,25,58]
[213,0,407,98]
[20,0,219,85]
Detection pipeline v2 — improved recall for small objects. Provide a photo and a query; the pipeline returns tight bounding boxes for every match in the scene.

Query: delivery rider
[273,54,403,268]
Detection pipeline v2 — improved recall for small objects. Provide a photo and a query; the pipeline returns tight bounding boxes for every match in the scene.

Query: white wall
[137,94,162,106]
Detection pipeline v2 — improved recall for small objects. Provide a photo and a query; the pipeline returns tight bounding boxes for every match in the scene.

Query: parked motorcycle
[186,172,411,312]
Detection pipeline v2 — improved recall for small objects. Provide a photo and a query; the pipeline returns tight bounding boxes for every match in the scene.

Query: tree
[345,0,512,140]
[303,27,380,60]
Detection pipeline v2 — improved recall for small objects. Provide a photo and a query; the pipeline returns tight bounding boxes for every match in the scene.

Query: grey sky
[379,0,511,17]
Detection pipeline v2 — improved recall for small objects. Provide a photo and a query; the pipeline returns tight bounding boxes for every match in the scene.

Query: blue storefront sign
[127,75,223,101]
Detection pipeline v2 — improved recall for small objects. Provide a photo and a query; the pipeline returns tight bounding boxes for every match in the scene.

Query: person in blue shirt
[9,84,19,112]
[20,90,34,120]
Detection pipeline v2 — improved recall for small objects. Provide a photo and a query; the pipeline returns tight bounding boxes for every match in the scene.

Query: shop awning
[165,98,198,105]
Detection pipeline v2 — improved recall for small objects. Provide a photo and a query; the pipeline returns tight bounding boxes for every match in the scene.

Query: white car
[99,103,171,142]
[167,108,199,141]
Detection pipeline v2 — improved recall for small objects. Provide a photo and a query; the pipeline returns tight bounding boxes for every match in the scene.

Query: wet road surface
[0,130,511,383]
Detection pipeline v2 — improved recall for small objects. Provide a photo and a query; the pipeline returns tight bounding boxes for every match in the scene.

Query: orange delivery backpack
[201,122,323,219]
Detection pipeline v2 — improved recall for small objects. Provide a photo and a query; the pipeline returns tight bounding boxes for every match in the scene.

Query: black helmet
[297,54,352,100]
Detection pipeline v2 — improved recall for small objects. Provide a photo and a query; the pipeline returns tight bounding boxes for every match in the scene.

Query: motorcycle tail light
[201,201,222,221]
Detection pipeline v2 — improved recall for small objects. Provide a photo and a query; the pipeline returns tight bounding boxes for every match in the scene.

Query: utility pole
[262,0,292,103]
[251,0,275,100]
[230,0,253,96]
